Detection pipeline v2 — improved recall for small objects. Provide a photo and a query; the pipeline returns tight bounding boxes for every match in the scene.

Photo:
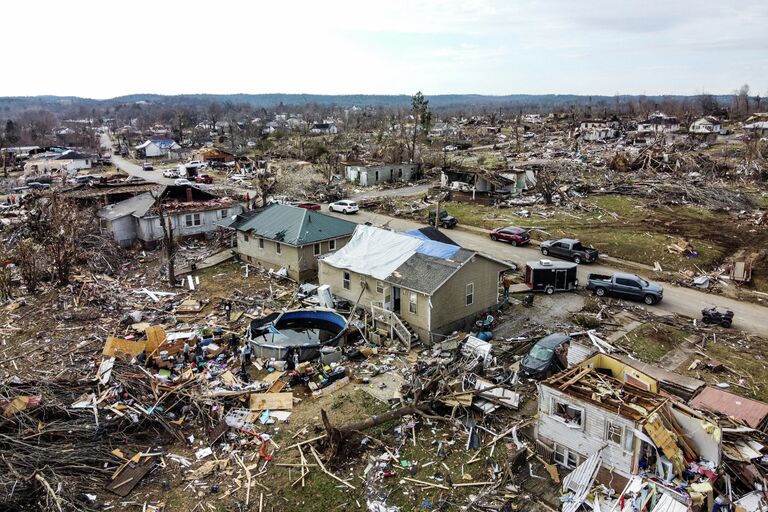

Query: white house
[97,185,242,248]
[135,139,182,158]
[310,122,338,135]
[24,150,94,173]
[344,163,419,186]
[637,112,680,134]
[578,121,616,141]
[689,116,721,134]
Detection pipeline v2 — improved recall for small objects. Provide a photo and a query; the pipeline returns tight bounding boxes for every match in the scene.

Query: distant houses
[135,138,182,158]
[637,112,680,134]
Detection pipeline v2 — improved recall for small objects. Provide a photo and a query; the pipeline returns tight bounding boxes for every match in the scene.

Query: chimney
[186,187,193,202]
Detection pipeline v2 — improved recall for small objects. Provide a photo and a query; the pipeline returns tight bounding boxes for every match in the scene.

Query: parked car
[163,169,180,178]
[195,174,213,184]
[540,238,598,264]
[428,209,458,229]
[142,162,154,171]
[174,178,193,186]
[586,272,664,305]
[328,200,359,214]
[521,333,571,378]
[295,202,321,211]
[490,226,530,246]
[27,182,50,190]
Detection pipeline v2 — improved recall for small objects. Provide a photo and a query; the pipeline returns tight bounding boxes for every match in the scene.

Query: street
[100,133,174,185]
[325,207,768,338]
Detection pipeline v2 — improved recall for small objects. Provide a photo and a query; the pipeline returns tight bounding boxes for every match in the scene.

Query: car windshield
[638,277,649,287]
[528,344,554,362]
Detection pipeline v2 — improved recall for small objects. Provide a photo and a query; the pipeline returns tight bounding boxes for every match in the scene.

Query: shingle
[385,249,475,295]
[233,204,356,246]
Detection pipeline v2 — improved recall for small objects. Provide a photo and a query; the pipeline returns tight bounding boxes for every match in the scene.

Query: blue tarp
[403,230,460,259]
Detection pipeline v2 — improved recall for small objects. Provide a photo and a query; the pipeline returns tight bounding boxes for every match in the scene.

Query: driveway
[324,207,768,338]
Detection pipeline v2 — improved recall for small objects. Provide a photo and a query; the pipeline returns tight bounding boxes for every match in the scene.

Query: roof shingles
[233,204,356,246]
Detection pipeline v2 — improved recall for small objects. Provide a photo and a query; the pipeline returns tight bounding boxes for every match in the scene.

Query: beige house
[231,204,357,281]
[318,225,512,343]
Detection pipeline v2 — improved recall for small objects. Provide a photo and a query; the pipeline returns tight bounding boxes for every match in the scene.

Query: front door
[392,287,401,313]
[555,269,567,290]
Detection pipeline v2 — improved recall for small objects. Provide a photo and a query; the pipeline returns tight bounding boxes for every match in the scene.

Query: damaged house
[230,204,357,281]
[135,138,182,159]
[578,120,617,141]
[318,225,512,343]
[637,112,681,134]
[24,149,95,173]
[97,185,242,248]
[344,162,419,186]
[440,168,535,204]
[536,354,722,494]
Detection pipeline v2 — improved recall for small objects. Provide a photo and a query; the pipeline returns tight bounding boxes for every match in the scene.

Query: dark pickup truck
[586,272,664,305]
[540,238,599,264]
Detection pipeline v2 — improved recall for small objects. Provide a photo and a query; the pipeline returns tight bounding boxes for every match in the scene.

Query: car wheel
[490,234,498,241]
[541,248,549,256]
[545,286,555,295]
[510,240,517,247]
[721,320,732,328]
[573,256,581,264]
[595,287,606,297]
[644,294,656,305]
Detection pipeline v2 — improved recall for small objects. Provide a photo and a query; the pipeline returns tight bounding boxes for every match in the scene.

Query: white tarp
[322,225,422,280]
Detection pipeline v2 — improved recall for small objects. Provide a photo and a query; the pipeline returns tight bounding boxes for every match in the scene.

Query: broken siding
[537,385,637,477]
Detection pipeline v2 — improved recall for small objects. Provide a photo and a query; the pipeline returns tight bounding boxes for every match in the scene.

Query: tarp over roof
[232,204,357,246]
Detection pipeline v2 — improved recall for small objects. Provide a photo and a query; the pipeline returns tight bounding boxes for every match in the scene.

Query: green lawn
[620,323,689,363]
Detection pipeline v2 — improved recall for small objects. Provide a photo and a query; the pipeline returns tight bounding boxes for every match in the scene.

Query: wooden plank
[250,392,293,411]
[103,337,146,357]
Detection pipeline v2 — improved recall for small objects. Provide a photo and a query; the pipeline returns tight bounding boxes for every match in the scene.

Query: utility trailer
[524,259,578,294]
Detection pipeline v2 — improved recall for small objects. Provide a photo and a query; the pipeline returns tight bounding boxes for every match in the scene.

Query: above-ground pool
[246,308,348,361]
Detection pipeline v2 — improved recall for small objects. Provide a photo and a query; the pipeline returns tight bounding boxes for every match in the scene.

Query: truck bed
[587,273,612,282]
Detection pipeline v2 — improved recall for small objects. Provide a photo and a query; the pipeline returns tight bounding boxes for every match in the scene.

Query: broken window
[329,239,336,251]
[606,421,623,445]
[185,213,201,227]
[465,283,474,306]
[551,400,584,427]
[343,271,350,290]
[313,243,321,256]
[553,443,579,469]
[409,292,417,314]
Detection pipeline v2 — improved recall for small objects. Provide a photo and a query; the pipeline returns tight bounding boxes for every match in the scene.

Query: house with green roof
[231,204,357,281]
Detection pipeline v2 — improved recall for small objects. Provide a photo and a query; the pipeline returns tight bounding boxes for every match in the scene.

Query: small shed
[524,259,578,294]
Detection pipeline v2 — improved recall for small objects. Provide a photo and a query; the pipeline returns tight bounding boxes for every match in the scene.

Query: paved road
[325,207,768,338]
[100,133,175,185]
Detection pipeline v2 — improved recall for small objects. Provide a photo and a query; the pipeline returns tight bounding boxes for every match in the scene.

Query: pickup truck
[540,238,599,264]
[586,272,664,305]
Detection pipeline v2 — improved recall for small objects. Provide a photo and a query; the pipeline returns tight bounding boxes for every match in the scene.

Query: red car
[490,226,530,246]
[195,174,213,184]
[295,202,321,211]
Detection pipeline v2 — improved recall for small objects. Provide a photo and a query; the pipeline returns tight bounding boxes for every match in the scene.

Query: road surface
[100,133,175,185]
[325,207,768,338]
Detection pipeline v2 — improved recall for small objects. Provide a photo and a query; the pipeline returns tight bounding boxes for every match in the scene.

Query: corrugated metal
[567,342,596,367]
[651,493,688,512]
[561,447,603,512]
[690,386,768,429]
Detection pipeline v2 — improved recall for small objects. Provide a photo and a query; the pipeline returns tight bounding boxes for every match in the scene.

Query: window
[409,292,417,314]
[244,234,249,242]
[465,283,474,306]
[376,281,385,294]
[553,444,580,469]
[220,209,228,219]
[329,239,336,251]
[259,238,264,249]
[606,422,623,445]
[275,242,282,255]
[343,271,350,290]
[185,213,201,227]
[551,400,584,428]
[375,171,379,181]
[313,243,321,256]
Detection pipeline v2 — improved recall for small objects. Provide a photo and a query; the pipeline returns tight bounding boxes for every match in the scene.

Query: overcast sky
[4,0,767,98]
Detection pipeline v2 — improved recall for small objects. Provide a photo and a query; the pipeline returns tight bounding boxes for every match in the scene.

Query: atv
[701,307,734,328]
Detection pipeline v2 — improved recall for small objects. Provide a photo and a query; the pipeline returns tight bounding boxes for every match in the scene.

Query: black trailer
[524,259,578,294]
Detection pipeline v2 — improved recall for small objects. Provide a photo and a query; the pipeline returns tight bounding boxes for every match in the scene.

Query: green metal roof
[233,204,357,246]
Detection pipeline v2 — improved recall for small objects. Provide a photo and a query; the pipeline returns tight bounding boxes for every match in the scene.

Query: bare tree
[152,190,177,285]
[0,248,13,301]
[534,165,562,205]
[42,196,83,286]
[15,239,44,293]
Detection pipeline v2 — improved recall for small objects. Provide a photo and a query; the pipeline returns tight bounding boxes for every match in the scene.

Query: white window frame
[220,208,228,219]
[465,282,474,306]
[409,292,417,314]
[275,242,282,255]
[343,271,350,290]
[313,243,321,256]
[550,399,585,429]
[376,281,385,294]
[553,443,580,469]
[185,213,201,227]
[606,421,623,446]
[329,239,336,251]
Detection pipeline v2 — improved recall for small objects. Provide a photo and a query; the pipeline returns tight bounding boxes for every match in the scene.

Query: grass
[430,195,734,274]
[620,323,689,363]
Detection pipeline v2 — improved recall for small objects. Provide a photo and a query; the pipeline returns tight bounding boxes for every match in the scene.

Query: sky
[3,0,767,98]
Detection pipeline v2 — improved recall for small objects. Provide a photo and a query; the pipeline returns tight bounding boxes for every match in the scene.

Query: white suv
[329,200,359,214]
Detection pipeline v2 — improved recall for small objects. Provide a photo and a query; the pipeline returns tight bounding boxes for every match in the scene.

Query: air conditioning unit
[540,259,553,266]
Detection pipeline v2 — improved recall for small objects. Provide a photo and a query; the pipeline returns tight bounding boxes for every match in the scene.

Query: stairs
[370,301,419,350]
